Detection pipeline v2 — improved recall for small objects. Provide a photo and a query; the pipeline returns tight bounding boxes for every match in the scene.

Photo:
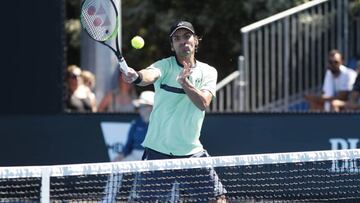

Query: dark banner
[202,113,360,156]
[0,113,359,166]
[0,0,64,114]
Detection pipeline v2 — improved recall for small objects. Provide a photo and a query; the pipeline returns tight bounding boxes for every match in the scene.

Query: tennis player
[122,20,226,202]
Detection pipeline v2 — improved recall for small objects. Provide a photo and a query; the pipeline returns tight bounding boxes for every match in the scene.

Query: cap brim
[133,99,153,107]
[169,26,195,37]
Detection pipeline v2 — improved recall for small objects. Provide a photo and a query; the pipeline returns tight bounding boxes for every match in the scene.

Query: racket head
[80,0,119,42]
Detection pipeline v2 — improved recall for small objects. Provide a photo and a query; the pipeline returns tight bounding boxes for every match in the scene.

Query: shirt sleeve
[347,69,357,90]
[336,69,357,91]
[322,70,334,97]
[146,59,168,85]
[200,65,218,97]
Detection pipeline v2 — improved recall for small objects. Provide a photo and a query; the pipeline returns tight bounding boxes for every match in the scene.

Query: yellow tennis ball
[131,36,145,49]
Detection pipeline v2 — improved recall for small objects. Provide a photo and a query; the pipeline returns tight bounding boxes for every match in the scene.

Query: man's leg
[178,150,227,202]
[131,148,176,202]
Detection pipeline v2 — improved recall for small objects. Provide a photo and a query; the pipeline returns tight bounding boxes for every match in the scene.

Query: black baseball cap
[169,21,195,37]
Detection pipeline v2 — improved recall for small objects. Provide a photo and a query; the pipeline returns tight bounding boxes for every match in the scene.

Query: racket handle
[118,57,129,76]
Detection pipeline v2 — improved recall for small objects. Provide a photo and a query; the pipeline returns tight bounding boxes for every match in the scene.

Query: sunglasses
[69,74,79,79]
[328,60,340,65]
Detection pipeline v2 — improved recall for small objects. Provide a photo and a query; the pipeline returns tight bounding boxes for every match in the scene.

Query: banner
[100,121,131,161]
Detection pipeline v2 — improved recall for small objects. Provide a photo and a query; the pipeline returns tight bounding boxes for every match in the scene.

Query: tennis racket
[80,0,129,75]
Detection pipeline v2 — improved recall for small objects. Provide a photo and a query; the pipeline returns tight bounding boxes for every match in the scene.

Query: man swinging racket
[122,20,226,202]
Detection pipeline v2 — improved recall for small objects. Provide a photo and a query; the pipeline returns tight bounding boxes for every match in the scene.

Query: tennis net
[0,149,360,202]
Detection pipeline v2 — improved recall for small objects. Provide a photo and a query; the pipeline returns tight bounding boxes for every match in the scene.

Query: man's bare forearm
[136,69,160,86]
[180,79,212,111]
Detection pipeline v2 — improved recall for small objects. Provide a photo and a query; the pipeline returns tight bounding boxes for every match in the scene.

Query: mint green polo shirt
[141,56,217,156]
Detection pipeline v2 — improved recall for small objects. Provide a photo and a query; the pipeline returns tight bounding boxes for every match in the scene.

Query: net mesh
[1,149,360,202]
[80,0,118,41]
[0,177,41,201]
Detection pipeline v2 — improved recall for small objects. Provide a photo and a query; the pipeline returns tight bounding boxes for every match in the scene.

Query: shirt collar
[174,55,197,68]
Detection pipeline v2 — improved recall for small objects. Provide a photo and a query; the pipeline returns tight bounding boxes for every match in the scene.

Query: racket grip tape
[118,57,129,76]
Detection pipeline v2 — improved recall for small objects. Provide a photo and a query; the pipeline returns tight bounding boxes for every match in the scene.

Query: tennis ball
[131,36,145,49]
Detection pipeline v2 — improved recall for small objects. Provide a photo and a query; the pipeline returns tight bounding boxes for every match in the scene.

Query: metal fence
[210,0,360,113]
[349,11,360,64]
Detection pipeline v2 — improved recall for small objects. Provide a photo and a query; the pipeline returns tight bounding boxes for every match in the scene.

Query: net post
[40,167,50,203]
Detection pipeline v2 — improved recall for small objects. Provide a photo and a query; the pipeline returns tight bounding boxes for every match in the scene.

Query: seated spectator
[305,50,357,111]
[332,59,360,112]
[112,91,155,162]
[81,70,97,112]
[98,72,137,113]
[64,65,97,113]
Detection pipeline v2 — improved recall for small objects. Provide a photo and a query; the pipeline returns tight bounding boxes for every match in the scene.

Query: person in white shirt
[305,49,357,111]
[332,59,360,112]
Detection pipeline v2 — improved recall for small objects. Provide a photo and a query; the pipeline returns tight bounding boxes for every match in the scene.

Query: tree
[65,0,306,79]
[121,0,303,79]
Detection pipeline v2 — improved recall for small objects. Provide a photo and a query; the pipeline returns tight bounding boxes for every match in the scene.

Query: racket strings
[80,0,118,41]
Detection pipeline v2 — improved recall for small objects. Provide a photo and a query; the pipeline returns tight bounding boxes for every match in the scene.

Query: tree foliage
[121,0,304,79]
[66,0,312,79]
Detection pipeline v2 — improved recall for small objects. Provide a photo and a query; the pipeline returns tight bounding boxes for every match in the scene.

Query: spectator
[102,91,154,202]
[98,72,137,113]
[64,65,96,113]
[81,70,97,112]
[112,91,155,162]
[81,70,96,90]
[304,50,357,111]
[332,59,360,112]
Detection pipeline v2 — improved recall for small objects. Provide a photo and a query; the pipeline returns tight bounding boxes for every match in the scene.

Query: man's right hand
[122,67,139,84]
[122,68,161,86]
